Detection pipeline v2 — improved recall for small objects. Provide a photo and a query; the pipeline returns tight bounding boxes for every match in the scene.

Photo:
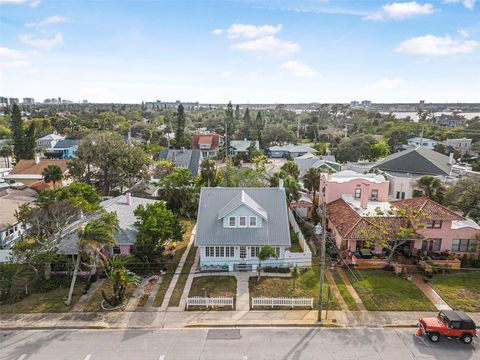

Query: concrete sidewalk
[1,310,479,330]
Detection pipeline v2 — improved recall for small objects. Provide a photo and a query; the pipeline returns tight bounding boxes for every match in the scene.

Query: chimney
[360,182,370,209]
[34,155,40,165]
[279,179,284,189]
[448,153,454,165]
[125,192,132,206]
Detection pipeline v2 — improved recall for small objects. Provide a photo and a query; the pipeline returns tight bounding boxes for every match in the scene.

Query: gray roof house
[268,144,317,158]
[58,194,157,255]
[374,147,452,177]
[294,153,341,176]
[158,148,201,176]
[195,187,291,271]
[230,140,259,155]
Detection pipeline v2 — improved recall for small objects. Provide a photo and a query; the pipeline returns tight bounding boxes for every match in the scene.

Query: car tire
[461,335,473,344]
[428,333,440,342]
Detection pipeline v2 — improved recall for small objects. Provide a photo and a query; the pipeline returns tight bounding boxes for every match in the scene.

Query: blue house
[49,140,79,159]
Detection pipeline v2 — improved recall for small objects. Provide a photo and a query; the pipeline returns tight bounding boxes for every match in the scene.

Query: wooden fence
[186,296,234,309]
[251,297,314,309]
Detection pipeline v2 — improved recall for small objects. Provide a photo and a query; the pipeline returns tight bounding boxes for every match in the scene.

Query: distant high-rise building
[361,100,371,107]
[9,98,19,106]
[82,100,88,104]
[0,97,8,108]
[23,97,35,105]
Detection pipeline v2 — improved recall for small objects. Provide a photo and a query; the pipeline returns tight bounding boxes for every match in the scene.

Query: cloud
[0,0,41,7]
[232,36,300,55]
[19,32,63,50]
[25,15,67,28]
[444,0,475,9]
[280,60,319,79]
[371,77,407,89]
[366,2,434,20]
[215,23,299,55]
[396,34,478,56]
[458,29,469,37]
[224,23,282,39]
[0,46,32,70]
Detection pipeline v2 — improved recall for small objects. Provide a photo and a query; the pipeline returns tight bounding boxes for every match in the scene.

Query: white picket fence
[186,296,234,309]
[252,297,314,309]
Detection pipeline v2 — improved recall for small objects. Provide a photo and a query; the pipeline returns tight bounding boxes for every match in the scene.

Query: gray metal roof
[230,140,259,152]
[57,195,157,254]
[158,149,201,176]
[53,140,79,149]
[196,187,290,247]
[374,147,451,176]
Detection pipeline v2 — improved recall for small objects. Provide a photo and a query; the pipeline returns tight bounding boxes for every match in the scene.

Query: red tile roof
[192,134,223,151]
[11,159,69,175]
[327,198,414,240]
[391,197,464,221]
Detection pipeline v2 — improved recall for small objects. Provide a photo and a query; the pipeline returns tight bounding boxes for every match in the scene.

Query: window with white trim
[354,188,361,199]
[239,216,247,227]
[249,216,257,227]
[370,189,378,201]
[205,246,215,257]
[275,247,280,258]
[251,246,260,258]
[225,246,235,257]
[215,246,225,257]
[229,216,236,227]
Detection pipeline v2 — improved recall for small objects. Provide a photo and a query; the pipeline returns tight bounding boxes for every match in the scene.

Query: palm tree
[42,164,64,188]
[0,145,13,168]
[302,168,320,199]
[102,255,139,308]
[67,212,120,305]
[257,245,278,281]
[416,176,445,203]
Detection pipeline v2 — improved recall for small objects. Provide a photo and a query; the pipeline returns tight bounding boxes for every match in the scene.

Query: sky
[0,0,479,104]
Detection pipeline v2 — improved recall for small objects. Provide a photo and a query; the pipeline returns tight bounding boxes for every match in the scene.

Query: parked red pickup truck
[418,310,477,344]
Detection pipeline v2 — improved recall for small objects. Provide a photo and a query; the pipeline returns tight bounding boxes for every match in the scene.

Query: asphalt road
[0,328,478,360]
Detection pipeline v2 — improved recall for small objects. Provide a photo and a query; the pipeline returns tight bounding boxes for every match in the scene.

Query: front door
[240,246,246,259]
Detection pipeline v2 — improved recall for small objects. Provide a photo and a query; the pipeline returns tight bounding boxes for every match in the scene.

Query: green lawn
[347,270,435,311]
[168,245,197,307]
[249,259,340,310]
[331,270,358,311]
[0,279,84,313]
[187,276,237,310]
[431,272,480,312]
[152,221,195,307]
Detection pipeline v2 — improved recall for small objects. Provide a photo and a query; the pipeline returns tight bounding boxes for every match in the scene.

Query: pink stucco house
[327,193,480,259]
[319,171,390,204]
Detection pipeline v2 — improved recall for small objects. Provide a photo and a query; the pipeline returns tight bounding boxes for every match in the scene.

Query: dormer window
[239,216,247,227]
[229,216,236,227]
[250,216,257,227]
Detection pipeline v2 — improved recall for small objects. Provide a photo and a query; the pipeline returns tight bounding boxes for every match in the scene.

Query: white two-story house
[195,187,291,271]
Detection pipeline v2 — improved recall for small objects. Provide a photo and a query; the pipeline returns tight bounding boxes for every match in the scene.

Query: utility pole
[419,126,424,147]
[316,173,327,322]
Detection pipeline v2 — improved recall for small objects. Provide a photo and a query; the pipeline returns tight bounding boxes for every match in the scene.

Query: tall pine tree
[234,104,240,124]
[175,104,185,148]
[23,122,36,159]
[11,103,24,162]
[225,101,234,152]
